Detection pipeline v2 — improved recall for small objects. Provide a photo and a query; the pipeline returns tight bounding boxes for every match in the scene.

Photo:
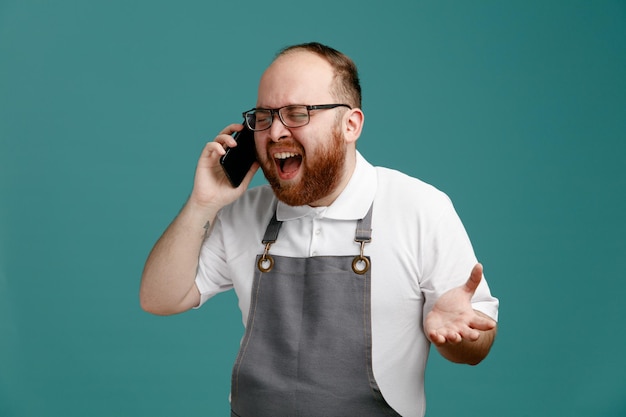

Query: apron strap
[258,211,282,273]
[354,204,373,243]
[352,205,373,275]
[262,211,282,244]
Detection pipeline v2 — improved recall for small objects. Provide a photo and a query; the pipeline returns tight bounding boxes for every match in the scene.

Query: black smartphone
[219,124,257,187]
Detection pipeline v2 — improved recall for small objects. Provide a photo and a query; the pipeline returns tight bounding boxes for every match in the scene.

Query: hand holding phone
[219,124,257,188]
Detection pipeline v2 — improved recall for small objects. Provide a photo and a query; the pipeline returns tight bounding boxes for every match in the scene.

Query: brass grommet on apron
[258,242,275,272]
[352,240,370,274]
[351,256,370,274]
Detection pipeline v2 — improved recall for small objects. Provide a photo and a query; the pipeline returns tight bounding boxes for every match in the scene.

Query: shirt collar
[276,151,377,221]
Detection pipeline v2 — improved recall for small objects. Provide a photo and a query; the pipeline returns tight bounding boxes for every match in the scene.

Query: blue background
[1,1,625,416]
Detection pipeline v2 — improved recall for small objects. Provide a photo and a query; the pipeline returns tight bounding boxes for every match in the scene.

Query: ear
[343,108,364,144]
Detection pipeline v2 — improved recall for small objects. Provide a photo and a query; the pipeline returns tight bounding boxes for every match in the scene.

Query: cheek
[298,132,327,160]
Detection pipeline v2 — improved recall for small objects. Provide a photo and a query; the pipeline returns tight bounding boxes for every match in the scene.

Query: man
[140,42,499,417]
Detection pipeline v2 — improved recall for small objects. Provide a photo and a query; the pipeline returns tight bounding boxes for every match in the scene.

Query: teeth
[274,152,299,159]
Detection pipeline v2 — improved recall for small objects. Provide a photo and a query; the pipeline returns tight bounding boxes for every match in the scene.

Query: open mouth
[274,151,303,179]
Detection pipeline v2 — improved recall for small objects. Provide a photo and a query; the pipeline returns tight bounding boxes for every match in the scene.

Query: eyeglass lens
[246,105,310,131]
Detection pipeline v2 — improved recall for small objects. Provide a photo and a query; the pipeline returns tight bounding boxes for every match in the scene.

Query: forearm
[435,311,497,365]
[140,199,219,315]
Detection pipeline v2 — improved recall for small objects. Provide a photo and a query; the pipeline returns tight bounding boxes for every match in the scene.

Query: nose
[268,112,290,142]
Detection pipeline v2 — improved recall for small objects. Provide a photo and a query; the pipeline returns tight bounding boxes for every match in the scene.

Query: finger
[464,263,483,294]
[446,332,462,344]
[218,123,244,136]
[427,330,446,345]
[469,312,497,331]
[458,327,481,342]
[429,328,462,345]
[215,133,237,149]
[215,124,246,148]
[200,141,228,159]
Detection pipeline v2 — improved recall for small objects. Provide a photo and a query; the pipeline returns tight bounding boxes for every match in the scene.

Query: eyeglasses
[242,104,352,131]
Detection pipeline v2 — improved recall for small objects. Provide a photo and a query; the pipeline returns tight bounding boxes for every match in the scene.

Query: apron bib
[231,206,400,417]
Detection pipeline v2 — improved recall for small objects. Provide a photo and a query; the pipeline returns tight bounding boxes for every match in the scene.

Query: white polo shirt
[196,151,499,417]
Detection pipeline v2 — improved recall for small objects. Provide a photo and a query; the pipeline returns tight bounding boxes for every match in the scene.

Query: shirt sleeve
[419,195,499,322]
[194,212,234,307]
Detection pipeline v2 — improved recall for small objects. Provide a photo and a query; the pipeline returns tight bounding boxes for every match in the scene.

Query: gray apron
[231,206,401,417]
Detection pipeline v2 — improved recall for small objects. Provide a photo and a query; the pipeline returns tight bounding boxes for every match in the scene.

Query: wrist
[181,196,220,228]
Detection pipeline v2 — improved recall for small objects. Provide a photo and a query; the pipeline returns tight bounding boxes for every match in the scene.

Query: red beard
[259,125,346,207]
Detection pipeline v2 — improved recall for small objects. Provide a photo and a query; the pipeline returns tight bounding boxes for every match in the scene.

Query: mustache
[266,141,305,155]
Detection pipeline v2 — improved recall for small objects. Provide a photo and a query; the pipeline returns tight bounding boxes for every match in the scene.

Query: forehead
[257,51,335,107]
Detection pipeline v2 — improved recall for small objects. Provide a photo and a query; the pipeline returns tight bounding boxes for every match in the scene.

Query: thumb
[464,263,483,295]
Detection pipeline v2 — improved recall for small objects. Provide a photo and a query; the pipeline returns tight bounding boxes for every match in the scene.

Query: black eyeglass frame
[242,104,352,131]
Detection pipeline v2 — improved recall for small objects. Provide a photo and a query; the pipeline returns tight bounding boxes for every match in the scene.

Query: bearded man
[140,42,499,417]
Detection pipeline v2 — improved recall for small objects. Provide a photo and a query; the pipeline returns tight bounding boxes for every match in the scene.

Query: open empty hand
[425,263,496,346]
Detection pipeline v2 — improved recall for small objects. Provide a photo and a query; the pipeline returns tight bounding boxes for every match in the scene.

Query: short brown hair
[277,42,362,109]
